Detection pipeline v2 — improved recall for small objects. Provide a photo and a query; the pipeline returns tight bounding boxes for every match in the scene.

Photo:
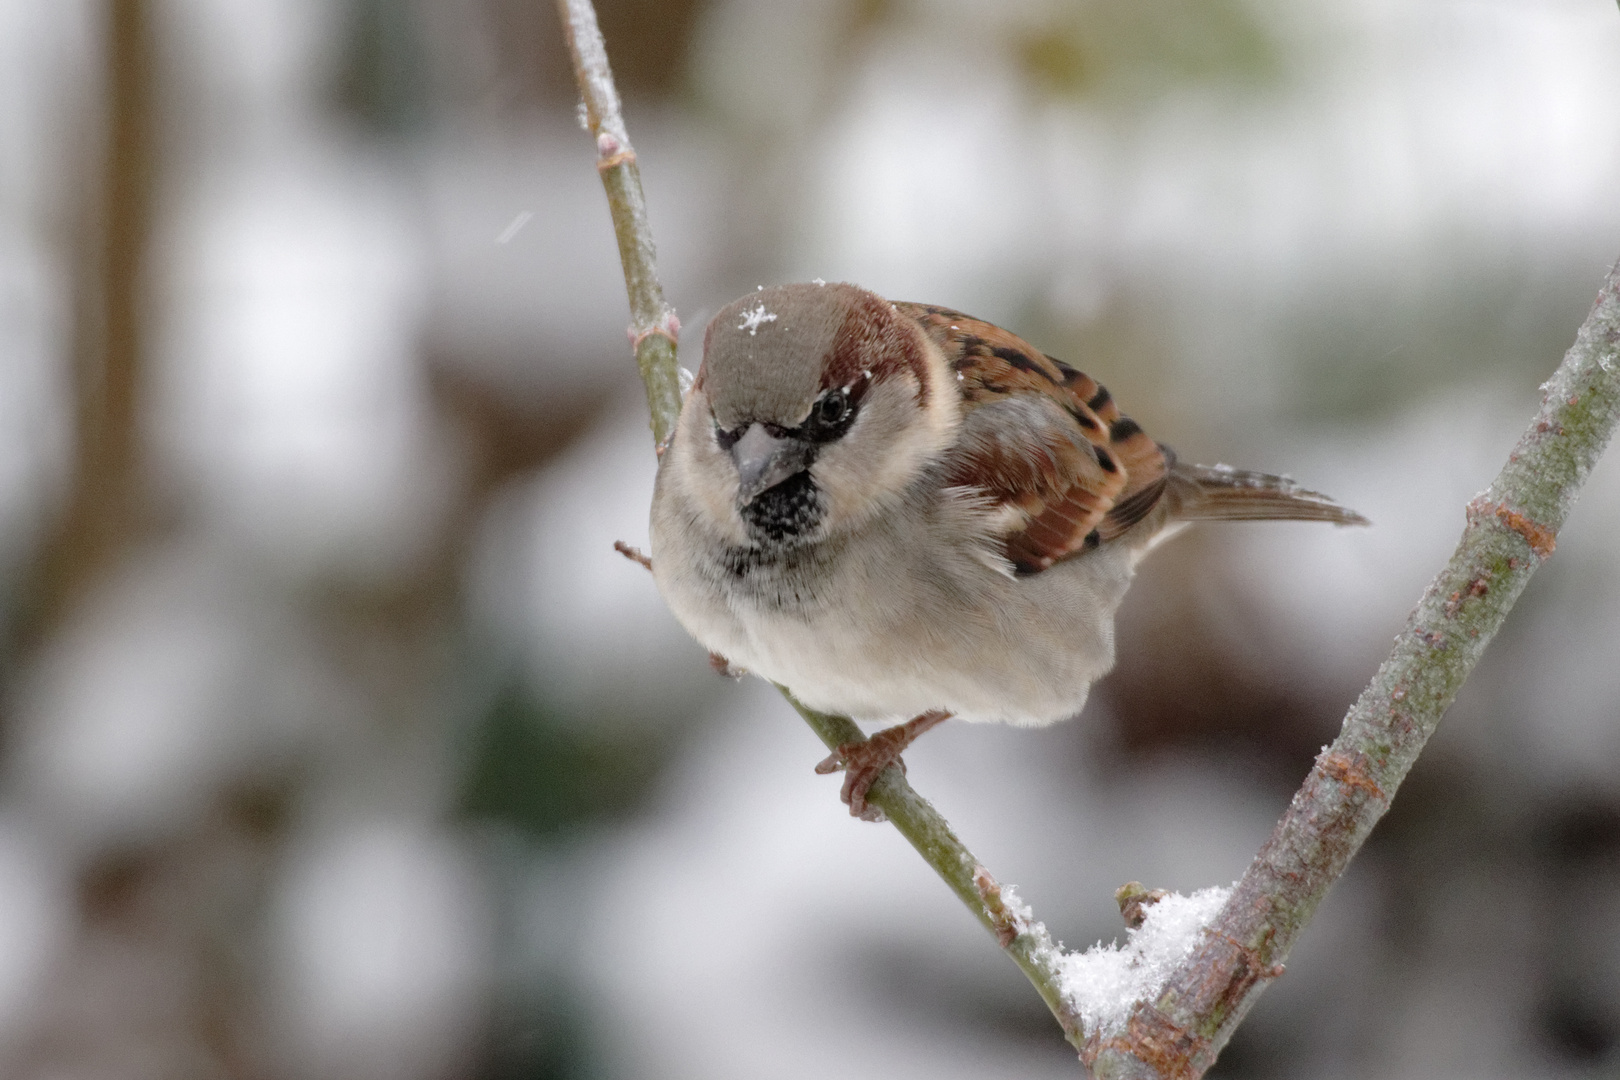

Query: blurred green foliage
[1016,0,1284,101]
[334,0,433,135]
[480,987,604,1080]
[458,677,674,839]
[1281,256,1600,420]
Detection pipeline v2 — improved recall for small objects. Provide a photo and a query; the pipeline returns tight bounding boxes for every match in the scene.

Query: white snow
[1057,885,1233,1038]
[989,879,1041,944]
[495,210,532,244]
[737,303,778,335]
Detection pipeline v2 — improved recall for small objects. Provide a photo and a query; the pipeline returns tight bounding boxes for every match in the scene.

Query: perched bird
[649,282,1366,819]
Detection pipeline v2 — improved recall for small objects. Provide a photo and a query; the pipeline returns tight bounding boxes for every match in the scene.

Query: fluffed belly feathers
[649,481,1140,728]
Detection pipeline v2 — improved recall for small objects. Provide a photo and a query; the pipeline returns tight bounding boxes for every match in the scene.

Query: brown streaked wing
[942,392,1126,572]
[897,302,1173,567]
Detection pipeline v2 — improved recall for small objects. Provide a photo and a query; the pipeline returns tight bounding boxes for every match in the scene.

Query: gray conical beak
[731,423,813,505]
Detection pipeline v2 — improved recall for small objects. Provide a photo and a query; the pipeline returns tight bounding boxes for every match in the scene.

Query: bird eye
[815,389,850,428]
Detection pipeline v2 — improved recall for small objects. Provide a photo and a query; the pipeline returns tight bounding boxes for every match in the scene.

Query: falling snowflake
[737,304,778,336]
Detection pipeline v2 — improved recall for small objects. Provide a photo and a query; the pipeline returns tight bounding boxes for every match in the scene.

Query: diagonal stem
[556,0,1086,1051]
[1086,263,1620,1077]
[784,691,1084,1046]
[557,0,682,449]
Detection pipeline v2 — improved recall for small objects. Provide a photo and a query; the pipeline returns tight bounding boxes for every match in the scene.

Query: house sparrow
[649,282,1366,818]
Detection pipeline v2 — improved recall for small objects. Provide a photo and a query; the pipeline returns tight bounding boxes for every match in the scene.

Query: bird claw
[812,711,949,821]
[708,652,746,678]
[814,743,898,821]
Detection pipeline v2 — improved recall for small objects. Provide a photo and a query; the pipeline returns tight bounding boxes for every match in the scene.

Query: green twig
[783,690,1084,1047]
[1087,263,1620,1077]
[556,0,1086,1052]
[557,0,681,448]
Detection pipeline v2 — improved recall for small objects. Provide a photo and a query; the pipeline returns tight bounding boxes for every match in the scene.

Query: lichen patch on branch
[1316,749,1387,801]
[1098,1007,1211,1080]
[1467,497,1558,559]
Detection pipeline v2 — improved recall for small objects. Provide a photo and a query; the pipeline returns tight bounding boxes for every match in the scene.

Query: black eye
[815,389,850,428]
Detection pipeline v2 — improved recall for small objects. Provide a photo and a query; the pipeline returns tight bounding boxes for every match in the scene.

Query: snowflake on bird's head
[737,303,778,336]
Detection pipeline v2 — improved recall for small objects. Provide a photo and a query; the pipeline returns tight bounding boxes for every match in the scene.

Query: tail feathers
[1168,462,1368,527]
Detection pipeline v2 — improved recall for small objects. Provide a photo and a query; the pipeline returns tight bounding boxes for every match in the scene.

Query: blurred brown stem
[15,0,154,655]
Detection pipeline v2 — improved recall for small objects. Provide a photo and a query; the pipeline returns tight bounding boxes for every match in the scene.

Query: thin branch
[557,0,682,449]
[555,0,1087,1053]
[1087,265,1620,1077]
[782,690,1085,1048]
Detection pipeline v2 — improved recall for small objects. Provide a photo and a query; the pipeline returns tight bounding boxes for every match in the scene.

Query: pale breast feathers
[896,303,1172,573]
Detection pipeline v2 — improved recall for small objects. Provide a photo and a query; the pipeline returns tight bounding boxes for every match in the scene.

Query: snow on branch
[1062,886,1233,1038]
[1086,265,1620,1077]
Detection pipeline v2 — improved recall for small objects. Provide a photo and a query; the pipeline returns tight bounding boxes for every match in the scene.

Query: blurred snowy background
[1,0,1619,1077]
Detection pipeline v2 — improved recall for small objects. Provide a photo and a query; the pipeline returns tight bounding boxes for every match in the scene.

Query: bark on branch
[1086,262,1620,1078]
[557,0,681,449]
[559,1,1620,1073]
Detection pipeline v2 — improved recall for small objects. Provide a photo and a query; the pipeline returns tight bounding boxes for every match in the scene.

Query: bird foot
[708,652,746,678]
[814,711,950,821]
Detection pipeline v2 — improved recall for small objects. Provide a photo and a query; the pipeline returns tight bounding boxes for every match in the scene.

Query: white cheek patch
[863,380,938,493]
[815,374,955,531]
[915,335,962,449]
[939,486,1019,578]
[669,395,750,545]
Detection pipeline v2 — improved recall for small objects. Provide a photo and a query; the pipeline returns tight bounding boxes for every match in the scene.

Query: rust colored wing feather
[897,303,1172,571]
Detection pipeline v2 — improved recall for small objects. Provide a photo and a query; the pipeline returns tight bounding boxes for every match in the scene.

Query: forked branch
[1086,266,1620,1077]
[558,1,1620,1074]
